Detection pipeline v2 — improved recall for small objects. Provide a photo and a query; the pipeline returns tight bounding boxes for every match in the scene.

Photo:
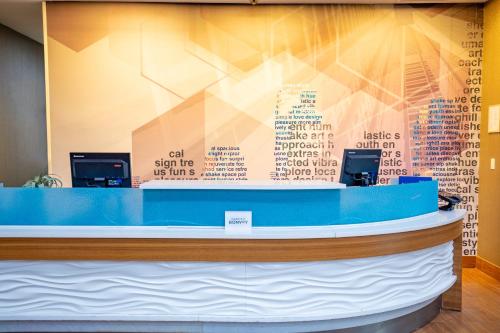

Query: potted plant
[23,174,63,188]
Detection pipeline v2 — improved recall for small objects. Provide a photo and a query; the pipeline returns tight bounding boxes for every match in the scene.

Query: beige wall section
[478,0,500,267]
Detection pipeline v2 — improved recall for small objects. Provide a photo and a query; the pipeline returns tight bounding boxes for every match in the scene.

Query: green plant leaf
[23,174,63,188]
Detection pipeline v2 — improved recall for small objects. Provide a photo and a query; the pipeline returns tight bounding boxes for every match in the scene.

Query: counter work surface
[0,181,463,330]
[0,181,463,262]
[0,209,464,239]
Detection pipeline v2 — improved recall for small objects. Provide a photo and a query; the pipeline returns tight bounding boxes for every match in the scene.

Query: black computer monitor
[339,149,382,187]
[70,152,131,188]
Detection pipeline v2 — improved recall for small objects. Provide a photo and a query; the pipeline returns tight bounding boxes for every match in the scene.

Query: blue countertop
[0,182,438,227]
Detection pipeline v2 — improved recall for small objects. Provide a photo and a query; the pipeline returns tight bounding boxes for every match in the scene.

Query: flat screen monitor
[70,152,131,188]
[339,149,382,187]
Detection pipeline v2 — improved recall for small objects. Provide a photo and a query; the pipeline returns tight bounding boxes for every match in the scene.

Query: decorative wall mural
[46,3,482,255]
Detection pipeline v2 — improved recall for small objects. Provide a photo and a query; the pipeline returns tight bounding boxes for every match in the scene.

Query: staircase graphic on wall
[403,28,441,175]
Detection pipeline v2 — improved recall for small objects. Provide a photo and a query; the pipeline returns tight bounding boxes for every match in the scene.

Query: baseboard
[462,256,476,268]
[476,256,500,281]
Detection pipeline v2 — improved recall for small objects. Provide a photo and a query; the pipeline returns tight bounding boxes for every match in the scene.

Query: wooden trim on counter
[0,221,462,262]
[442,235,462,311]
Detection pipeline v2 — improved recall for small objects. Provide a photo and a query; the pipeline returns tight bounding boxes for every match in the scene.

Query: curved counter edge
[0,297,441,333]
[0,220,462,262]
[0,298,440,333]
[0,210,465,240]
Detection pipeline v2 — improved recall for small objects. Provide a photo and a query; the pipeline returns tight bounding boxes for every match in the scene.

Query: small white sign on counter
[225,211,252,235]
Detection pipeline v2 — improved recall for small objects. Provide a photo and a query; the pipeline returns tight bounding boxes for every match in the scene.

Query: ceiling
[0,0,487,44]
[0,1,43,42]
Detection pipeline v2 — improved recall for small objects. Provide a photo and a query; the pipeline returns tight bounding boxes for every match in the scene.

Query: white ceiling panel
[0,0,487,44]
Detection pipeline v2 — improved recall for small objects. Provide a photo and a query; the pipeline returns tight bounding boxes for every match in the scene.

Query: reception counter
[0,181,464,333]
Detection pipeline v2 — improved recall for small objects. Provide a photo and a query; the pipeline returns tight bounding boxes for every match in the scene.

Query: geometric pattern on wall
[46,3,482,255]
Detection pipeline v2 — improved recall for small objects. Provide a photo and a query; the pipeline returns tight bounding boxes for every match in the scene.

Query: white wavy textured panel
[0,242,454,322]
